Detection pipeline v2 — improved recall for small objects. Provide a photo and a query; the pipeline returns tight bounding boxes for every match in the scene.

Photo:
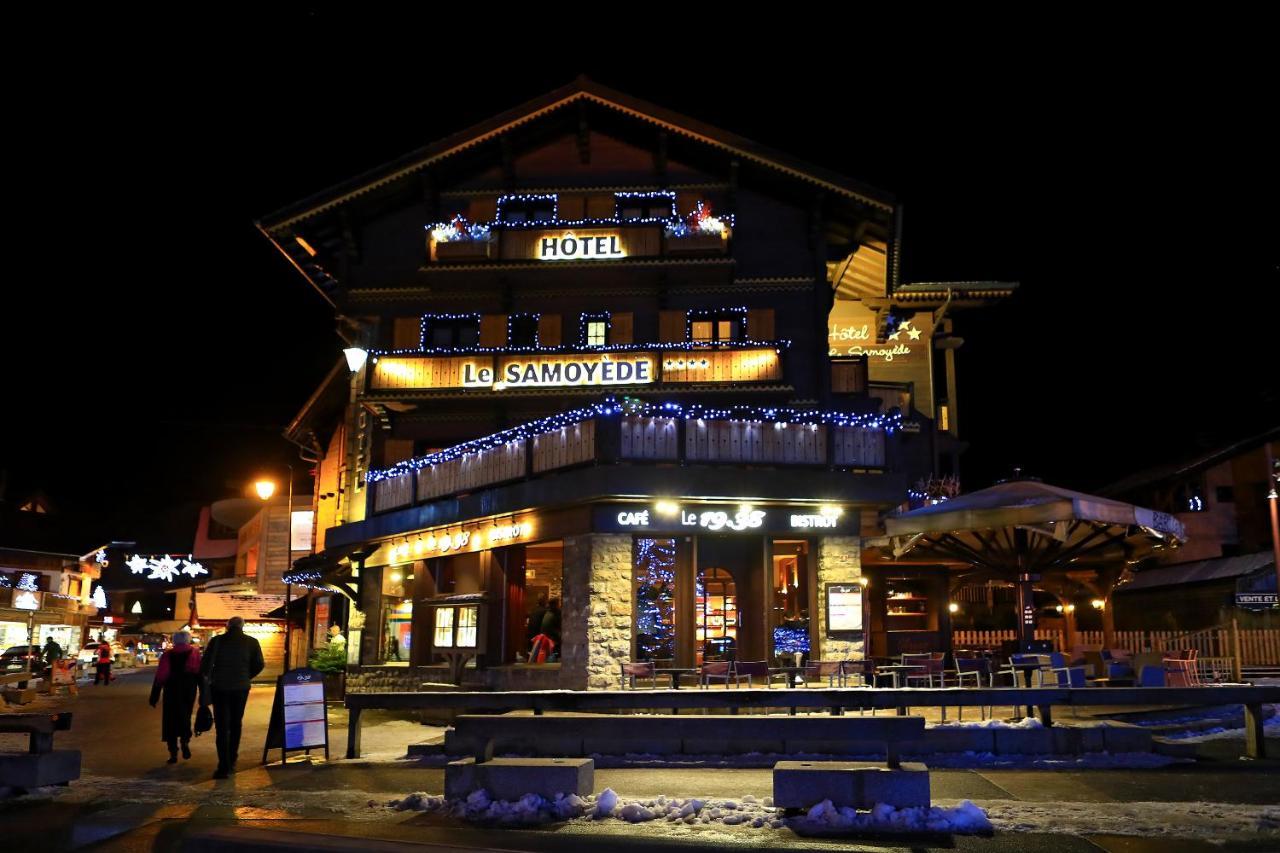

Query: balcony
[369,403,900,515]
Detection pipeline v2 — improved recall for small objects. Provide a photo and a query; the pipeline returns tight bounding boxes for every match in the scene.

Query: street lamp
[256,465,294,672]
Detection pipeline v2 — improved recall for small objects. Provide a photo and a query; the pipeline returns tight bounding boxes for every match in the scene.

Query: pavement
[0,667,1277,852]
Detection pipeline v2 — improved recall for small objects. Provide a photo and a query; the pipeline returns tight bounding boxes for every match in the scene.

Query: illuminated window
[433,608,455,647]
[456,606,478,648]
[581,313,610,347]
[688,310,744,342]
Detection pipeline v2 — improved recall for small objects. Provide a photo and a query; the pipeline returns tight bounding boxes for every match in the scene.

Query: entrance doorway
[696,567,738,663]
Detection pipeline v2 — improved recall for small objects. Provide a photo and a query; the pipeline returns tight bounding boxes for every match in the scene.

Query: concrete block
[1,688,36,706]
[446,757,593,801]
[860,762,930,808]
[406,742,444,757]
[773,761,859,808]
[773,761,930,809]
[1075,724,1106,753]
[583,737,681,756]
[1152,738,1199,759]
[0,750,81,788]
[993,728,1054,755]
[1102,724,1152,753]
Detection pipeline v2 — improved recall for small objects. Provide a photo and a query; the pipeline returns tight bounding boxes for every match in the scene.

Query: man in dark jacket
[200,616,265,778]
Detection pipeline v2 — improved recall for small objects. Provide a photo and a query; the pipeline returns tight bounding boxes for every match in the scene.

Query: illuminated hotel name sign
[537,232,625,261]
[463,355,653,389]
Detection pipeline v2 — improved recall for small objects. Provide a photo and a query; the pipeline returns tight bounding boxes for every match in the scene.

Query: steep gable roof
[260,76,895,232]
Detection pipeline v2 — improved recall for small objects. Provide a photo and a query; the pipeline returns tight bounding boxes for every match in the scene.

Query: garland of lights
[368,397,902,483]
[507,312,541,347]
[427,192,734,239]
[634,537,677,660]
[686,306,748,340]
[579,311,610,347]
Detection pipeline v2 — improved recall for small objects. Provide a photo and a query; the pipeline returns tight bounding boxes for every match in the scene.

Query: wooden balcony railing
[370,410,895,514]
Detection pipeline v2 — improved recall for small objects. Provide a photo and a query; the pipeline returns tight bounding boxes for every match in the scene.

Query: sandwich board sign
[262,667,329,764]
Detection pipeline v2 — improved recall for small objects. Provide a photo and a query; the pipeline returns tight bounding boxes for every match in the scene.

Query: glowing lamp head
[654,500,680,516]
[857,576,870,588]
[1091,598,1106,610]
[254,480,277,501]
[948,602,960,614]
[343,347,369,373]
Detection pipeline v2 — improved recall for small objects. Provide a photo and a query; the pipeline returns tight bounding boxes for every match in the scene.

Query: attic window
[497,194,557,224]
[615,192,675,220]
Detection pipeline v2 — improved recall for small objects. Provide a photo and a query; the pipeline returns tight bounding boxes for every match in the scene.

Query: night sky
[5,15,1277,551]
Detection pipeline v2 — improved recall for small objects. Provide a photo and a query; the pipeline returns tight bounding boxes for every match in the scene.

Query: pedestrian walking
[149,630,202,763]
[199,616,264,779]
[42,636,63,677]
[94,636,113,685]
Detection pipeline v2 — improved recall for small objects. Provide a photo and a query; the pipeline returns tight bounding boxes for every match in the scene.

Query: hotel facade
[261,79,1013,691]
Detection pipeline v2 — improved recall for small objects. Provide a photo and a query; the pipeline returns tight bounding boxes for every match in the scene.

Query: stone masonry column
[559,534,633,690]
[814,536,865,661]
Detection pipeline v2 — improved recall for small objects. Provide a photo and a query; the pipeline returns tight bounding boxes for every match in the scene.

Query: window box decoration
[665,201,731,255]
[428,215,494,262]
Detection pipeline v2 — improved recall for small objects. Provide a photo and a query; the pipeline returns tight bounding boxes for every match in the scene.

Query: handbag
[194,704,213,736]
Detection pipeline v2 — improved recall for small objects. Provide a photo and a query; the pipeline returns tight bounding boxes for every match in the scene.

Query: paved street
[1,667,1278,852]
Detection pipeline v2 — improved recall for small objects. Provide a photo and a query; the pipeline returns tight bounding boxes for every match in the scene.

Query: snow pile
[933,716,1043,730]
[391,788,590,824]
[1163,712,1280,742]
[793,799,991,835]
[391,788,992,835]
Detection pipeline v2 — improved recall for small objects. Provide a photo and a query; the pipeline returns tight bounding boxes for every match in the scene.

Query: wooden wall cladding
[746,308,775,341]
[479,315,508,347]
[531,420,595,473]
[370,357,489,390]
[661,348,781,384]
[538,314,562,347]
[831,426,886,467]
[373,475,414,513]
[686,421,826,464]
[831,359,868,393]
[392,317,422,350]
[417,441,527,501]
[658,310,686,342]
[619,416,679,460]
[610,312,633,345]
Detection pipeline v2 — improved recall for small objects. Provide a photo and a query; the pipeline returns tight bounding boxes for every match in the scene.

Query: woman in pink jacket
[149,631,203,763]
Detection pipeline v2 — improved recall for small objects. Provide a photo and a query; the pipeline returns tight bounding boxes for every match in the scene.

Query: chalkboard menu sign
[262,668,329,764]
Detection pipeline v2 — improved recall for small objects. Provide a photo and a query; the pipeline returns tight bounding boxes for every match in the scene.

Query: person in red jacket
[149,631,203,763]
[94,636,114,685]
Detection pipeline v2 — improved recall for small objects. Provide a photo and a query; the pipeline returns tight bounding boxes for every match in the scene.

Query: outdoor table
[1006,661,1045,716]
[653,668,697,689]
[774,666,811,688]
[873,664,924,689]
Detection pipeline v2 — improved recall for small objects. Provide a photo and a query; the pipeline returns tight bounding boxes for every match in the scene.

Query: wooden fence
[952,627,1280,666]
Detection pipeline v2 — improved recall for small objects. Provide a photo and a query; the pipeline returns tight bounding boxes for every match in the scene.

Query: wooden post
[1232,618,1243,683]
[1243,703,1266,759]
[1101,596,1116,650]
[345,705,362,759]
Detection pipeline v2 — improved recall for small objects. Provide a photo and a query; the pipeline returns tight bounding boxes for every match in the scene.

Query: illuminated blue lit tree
[634,538,676,660]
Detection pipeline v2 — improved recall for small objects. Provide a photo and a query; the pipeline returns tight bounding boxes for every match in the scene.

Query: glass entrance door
[696,567,738,664]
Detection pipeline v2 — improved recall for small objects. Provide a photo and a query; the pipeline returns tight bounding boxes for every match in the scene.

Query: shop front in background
[633,535,816,668]
[861,564,953,658]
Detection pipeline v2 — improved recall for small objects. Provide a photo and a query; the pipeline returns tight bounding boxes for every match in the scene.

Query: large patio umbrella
[880,479,1185,647]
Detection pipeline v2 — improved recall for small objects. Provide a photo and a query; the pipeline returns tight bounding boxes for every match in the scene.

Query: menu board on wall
[825,583,864,634]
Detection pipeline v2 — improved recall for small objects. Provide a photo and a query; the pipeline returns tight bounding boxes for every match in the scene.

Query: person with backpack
[94,636,114,685]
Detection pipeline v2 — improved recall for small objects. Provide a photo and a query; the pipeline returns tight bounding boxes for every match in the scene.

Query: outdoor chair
[699,660,745,689]
[734,660,784,688]
[840,659,875,688]
[949,657,993,721]
[1042,652,1089,688]
[1163,650,1199,687]
[620,661,659,689]
[905,653,946,688]
[803,660,845,688]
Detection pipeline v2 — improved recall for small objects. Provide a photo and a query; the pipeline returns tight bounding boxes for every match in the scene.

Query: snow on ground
[933,716,1043,729]
[389,787,1280,841]
[1162,712,1280,742]
[390,787,993,834]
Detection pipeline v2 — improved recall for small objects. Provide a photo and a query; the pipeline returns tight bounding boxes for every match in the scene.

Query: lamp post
[255,466,294,672]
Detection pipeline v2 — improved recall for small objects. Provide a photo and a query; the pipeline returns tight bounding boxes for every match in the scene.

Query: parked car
[1,645,41,674]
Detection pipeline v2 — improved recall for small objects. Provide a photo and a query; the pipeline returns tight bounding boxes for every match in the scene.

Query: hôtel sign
[536,232,625,261]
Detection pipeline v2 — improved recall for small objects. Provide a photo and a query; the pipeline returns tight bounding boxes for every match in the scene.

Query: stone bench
[0,712,80,790]
[774,760,930,810]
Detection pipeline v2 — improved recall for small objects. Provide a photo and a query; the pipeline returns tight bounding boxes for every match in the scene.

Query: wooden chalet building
[261,78,1014,691]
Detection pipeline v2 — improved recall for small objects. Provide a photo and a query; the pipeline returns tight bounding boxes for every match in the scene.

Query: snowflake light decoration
[91,585,107,609]
[17,573,39,592]
[181,558,208,578]
[147,555,183,582]
[126,554,150,575]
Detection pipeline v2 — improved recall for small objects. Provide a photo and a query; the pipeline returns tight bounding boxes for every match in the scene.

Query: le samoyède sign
[463,355,653,388]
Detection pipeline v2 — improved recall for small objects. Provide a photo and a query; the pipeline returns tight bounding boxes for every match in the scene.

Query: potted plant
[664,201,731,255]
[308,640,348,701]
[429,215,494,262]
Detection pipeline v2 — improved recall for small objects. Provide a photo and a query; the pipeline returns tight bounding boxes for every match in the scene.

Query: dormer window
[496,194,557,224]
[615,192,675,221]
